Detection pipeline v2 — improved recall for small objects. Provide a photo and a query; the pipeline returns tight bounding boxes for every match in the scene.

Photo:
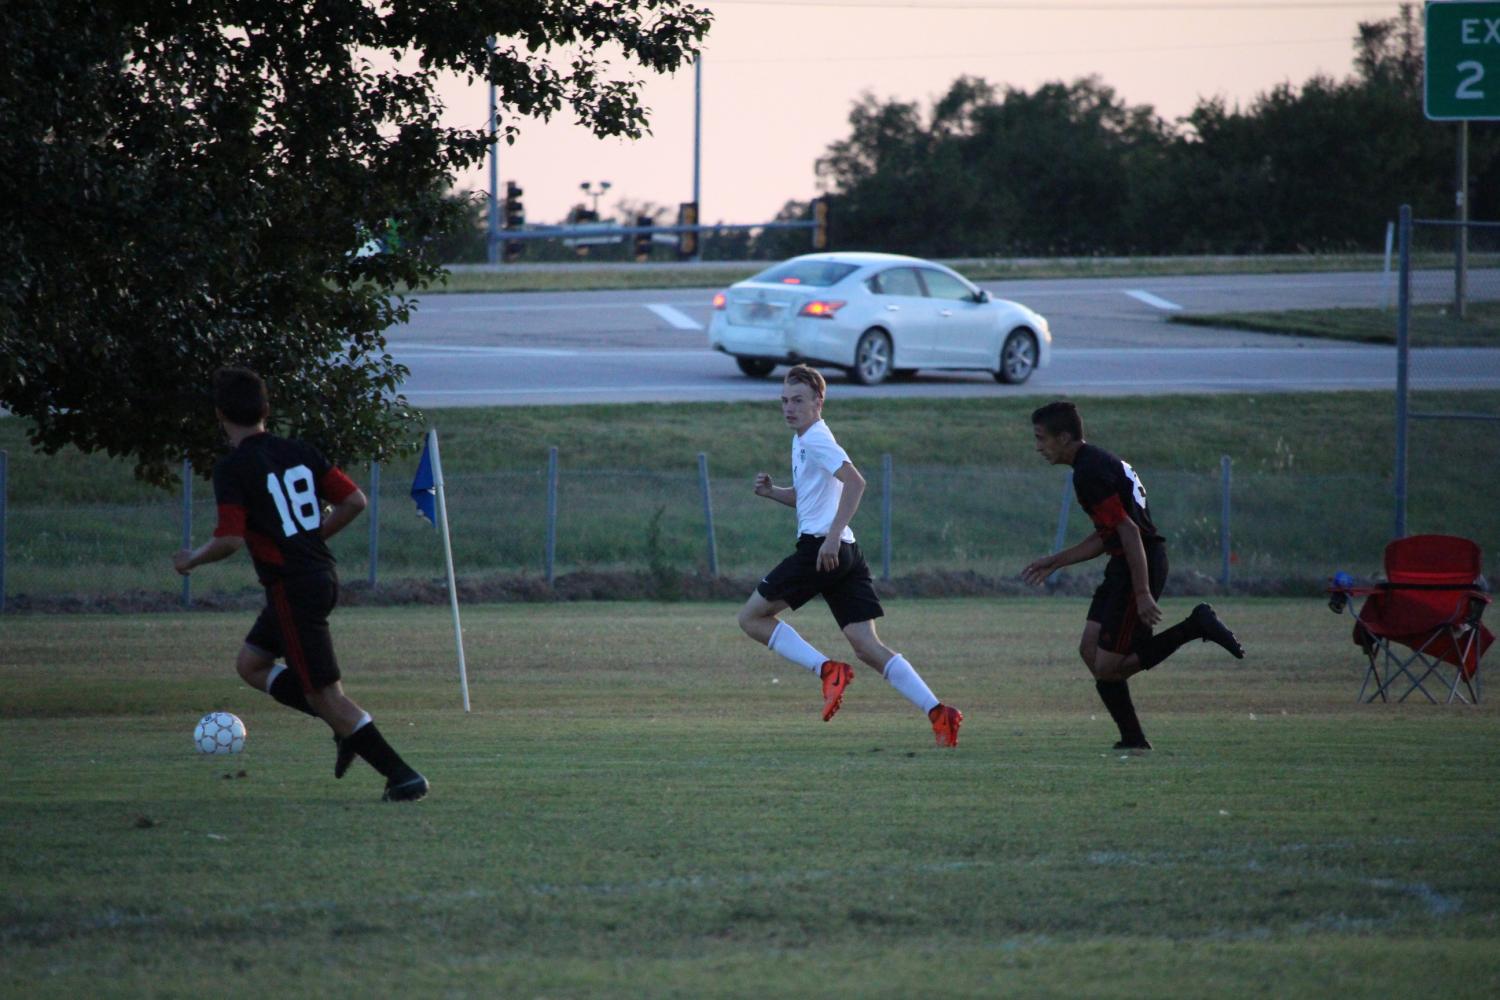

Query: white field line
[646,304,703,330]
[35,838,1483,939]
[1125,289,1183,311]
[1085,848,1463,918]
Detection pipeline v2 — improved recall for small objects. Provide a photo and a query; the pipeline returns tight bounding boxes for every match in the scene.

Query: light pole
[579,180,611,219]
[486,37,499,264]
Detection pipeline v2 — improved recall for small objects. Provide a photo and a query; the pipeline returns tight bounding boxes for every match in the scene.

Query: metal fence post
[1382,219,1395,310]
[0,450,7,614]
[181,459,193,608]
[1048,470,1073,586]
[881,453,893,581]
[697,452,718,577]
[1395,203,1412,539]
[1219,455,1232,590]
[1456,121,1469,320]
[367,461,380,588]
[545,446,558,583]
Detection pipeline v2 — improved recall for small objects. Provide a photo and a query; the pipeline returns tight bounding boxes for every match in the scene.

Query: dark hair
[784,364,826,399]
[1031,400,1083,441]
[213,367,270,426]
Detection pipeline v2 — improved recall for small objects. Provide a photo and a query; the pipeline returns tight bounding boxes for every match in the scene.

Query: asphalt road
[388,270,1500,406]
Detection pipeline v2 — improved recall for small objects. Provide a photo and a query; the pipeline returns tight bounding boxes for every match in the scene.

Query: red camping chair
[1328,535,1492,704]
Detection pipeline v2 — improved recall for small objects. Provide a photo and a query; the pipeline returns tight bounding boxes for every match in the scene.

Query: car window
[751,260,859,288]
[869,267,924,297]
[920,269,975,302]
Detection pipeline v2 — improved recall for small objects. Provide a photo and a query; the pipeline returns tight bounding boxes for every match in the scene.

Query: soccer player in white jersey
[735,364,963,747]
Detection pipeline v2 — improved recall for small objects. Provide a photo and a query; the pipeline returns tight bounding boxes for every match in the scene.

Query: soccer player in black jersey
[1022,401,1244,749]
[173,367,428,801]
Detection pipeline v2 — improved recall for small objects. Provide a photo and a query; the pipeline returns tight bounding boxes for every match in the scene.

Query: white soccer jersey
[792,419,856,542]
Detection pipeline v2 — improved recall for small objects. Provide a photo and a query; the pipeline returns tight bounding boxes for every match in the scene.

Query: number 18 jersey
[211,432,359,584]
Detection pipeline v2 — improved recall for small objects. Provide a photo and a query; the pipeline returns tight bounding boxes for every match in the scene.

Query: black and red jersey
[1071,442,1163,556]
[211,433,359,584]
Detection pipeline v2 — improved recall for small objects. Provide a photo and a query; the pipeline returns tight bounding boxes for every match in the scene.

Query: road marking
[394,343,579,357]
[646,304,703,330]
[1125,289,1183,311]
[427,299,706,314]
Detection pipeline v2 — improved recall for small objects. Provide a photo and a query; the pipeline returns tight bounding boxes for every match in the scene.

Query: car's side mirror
[974,289,990,304]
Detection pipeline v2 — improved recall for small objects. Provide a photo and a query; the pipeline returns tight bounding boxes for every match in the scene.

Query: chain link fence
[1395,208,1500,539]
[4,449,1491,611]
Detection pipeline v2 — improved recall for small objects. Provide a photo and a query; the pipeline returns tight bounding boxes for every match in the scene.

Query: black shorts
[1087,543,1168,656]
[245,571,342,693]
[757,534,884,629]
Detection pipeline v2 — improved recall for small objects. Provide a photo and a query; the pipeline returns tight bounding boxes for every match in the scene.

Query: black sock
[345,722,413,780]
[267,667,319,718]
[1136,618,1197,670]
[1095,679,1145,743]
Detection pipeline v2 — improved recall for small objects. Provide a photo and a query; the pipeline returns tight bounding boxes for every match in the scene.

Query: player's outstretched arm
[753,472,796,508]
[1021,533,1106,586]
[320,488,368,541]
[173,535,244,576]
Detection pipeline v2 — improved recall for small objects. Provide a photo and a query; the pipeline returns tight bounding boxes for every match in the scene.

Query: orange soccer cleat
[819,660,854,722]
[928,704,963,748]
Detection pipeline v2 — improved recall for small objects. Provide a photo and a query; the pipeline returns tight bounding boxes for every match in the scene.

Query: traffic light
[633,215,653,261]
[677,201,698,260]
[811,197,829,250]
[504,181,525,228]
[503,181,524,262]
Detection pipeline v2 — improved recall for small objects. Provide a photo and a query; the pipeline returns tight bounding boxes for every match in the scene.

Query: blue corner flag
[411,435,436,525]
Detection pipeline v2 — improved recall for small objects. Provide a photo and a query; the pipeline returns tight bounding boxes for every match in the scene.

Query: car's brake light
[781,277,802,285]
[712,292,726,310]
[798,300,846,319]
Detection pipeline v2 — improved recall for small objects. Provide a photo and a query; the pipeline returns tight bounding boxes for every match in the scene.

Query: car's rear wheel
[849,329,893,386]
[735,356,777,378]
[994,329,1038,384]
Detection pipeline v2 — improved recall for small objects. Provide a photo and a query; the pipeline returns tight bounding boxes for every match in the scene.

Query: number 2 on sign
[1457,61,1485,100]
[267,465,321,536]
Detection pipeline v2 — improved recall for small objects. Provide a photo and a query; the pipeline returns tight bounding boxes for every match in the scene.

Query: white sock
[768,621,829,674]
[263,662,286,692]
[884,654,940,714]
[351,712,372,734]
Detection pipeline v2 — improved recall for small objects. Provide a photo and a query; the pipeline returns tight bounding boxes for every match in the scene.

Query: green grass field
[429,253,1403,295]
[1172,302,1500,346]
[3,599,1498,997]
[4,392,1499,601]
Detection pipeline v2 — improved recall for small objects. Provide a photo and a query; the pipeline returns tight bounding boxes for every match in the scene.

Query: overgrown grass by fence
[2,392,1496,607]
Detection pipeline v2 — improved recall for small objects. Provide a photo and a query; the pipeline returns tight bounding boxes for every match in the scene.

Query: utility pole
[486,37,499,264]
[692,53,702,262]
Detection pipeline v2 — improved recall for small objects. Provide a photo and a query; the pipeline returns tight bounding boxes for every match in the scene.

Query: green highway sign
[1427,2,1500,120]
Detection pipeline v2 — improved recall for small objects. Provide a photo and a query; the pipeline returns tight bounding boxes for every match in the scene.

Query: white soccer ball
[193,711,247,755]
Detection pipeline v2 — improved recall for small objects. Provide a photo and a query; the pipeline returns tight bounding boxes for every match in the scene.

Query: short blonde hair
[784,364,826,399]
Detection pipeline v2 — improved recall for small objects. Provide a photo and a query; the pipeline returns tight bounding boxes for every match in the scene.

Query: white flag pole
[428,428,471,712]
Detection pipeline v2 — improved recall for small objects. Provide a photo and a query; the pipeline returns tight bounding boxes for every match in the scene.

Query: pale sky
[438,1,1408,225]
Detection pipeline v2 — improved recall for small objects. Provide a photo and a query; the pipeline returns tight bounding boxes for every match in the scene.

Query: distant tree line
[794,4,1499,258]
[437,5,1496,264]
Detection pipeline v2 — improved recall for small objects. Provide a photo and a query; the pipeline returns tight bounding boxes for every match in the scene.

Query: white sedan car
[708,252,1051,386]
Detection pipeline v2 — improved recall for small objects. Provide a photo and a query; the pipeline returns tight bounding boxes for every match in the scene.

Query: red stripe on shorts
[269,582,314,694]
